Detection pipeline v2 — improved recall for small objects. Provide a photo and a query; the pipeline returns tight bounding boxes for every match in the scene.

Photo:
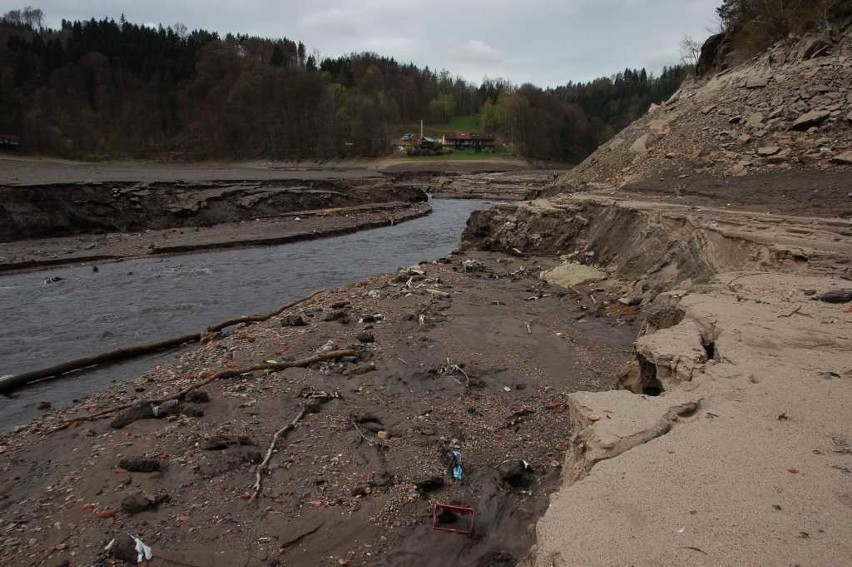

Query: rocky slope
[556,21,852,192]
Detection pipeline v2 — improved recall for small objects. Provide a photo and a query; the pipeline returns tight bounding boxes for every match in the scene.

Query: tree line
[0,10,690,161]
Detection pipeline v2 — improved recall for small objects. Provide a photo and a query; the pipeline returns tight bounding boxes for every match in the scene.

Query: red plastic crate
[432,503,475,535]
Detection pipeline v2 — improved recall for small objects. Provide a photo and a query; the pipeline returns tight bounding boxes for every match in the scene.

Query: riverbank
[0,251,637,567]
[461,191,852,566]
[0,201,431,274]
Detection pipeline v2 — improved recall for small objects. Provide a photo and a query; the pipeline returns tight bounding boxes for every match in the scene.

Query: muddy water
[0,198,490,431]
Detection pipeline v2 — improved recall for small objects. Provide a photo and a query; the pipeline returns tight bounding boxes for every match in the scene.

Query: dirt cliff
[0,179,426,242]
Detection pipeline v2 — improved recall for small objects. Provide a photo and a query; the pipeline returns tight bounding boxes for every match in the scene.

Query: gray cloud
[7,0,721,86]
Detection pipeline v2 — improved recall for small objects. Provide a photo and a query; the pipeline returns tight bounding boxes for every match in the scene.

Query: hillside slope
[556,21,852,191]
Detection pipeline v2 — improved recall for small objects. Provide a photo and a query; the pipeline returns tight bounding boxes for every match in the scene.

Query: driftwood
[0,289,325,394]
[250,407,308,502]
[48,348,358,434]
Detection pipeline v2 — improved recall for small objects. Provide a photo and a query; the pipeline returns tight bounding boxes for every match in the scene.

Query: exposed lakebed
[0,198,490,430]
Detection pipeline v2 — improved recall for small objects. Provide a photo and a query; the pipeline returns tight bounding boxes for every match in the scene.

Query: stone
[322,310,348,322]
[729,161,749,176]
[831,151,852,165]
[540,262,607,288]
[280,314,307,327]
[184,390,210,403]
[180,404,204,418]
[121,493,155,514]
[108,535,142,563]
[819,289,852,303]
[745,75,770,89]
[744,112,764,129]
[757,146,780,156]
[846,111,852,123]
[792,110,830,130]
[630,133,651,154]
[356,332,374,343]
[118,457,160,473]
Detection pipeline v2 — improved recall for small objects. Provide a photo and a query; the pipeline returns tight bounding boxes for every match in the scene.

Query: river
[0,198,491,431]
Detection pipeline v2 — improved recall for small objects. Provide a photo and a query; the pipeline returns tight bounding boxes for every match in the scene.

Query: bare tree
[2,6,45,29]
[680,35,702,65]
[171,22,188,39]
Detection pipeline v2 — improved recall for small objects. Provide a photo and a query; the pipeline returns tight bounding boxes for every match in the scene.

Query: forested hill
[0,10,690,161]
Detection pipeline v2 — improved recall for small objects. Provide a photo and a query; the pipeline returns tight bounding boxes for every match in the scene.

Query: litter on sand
[432,503,475,535]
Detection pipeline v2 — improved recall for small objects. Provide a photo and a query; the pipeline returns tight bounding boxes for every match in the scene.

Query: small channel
[0,198,491,431]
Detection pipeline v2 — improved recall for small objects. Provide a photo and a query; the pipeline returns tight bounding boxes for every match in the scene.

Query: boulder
[540,262,607,288]
[630,133,651,155]
[757,146,780,156]
[832,151,852,165]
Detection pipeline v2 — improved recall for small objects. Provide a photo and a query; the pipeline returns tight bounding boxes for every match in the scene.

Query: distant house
[0,134,20,150]
[442,132,495,150]
[398,133,442,152]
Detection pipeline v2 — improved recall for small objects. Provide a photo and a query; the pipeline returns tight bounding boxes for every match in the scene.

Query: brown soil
[620,170,852,218]
[0,254,636,567]
[0,178,425,242]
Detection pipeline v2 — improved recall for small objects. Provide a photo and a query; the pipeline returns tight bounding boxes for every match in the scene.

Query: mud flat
[0,253,637,567]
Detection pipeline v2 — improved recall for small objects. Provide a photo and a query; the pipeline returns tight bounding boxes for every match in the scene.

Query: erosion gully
[0,198,490,431]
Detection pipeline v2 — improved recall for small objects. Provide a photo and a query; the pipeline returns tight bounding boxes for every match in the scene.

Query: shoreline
[0,202,431,275]
[0,251,638,566]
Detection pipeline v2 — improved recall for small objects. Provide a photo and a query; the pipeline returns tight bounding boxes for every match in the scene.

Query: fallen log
[0,289,325,394]
[48,348,358,433]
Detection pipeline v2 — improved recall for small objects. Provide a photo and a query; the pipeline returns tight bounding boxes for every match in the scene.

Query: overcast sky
[6,0,722,86]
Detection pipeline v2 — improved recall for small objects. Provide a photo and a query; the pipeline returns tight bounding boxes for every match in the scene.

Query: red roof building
[442,132,495,150]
